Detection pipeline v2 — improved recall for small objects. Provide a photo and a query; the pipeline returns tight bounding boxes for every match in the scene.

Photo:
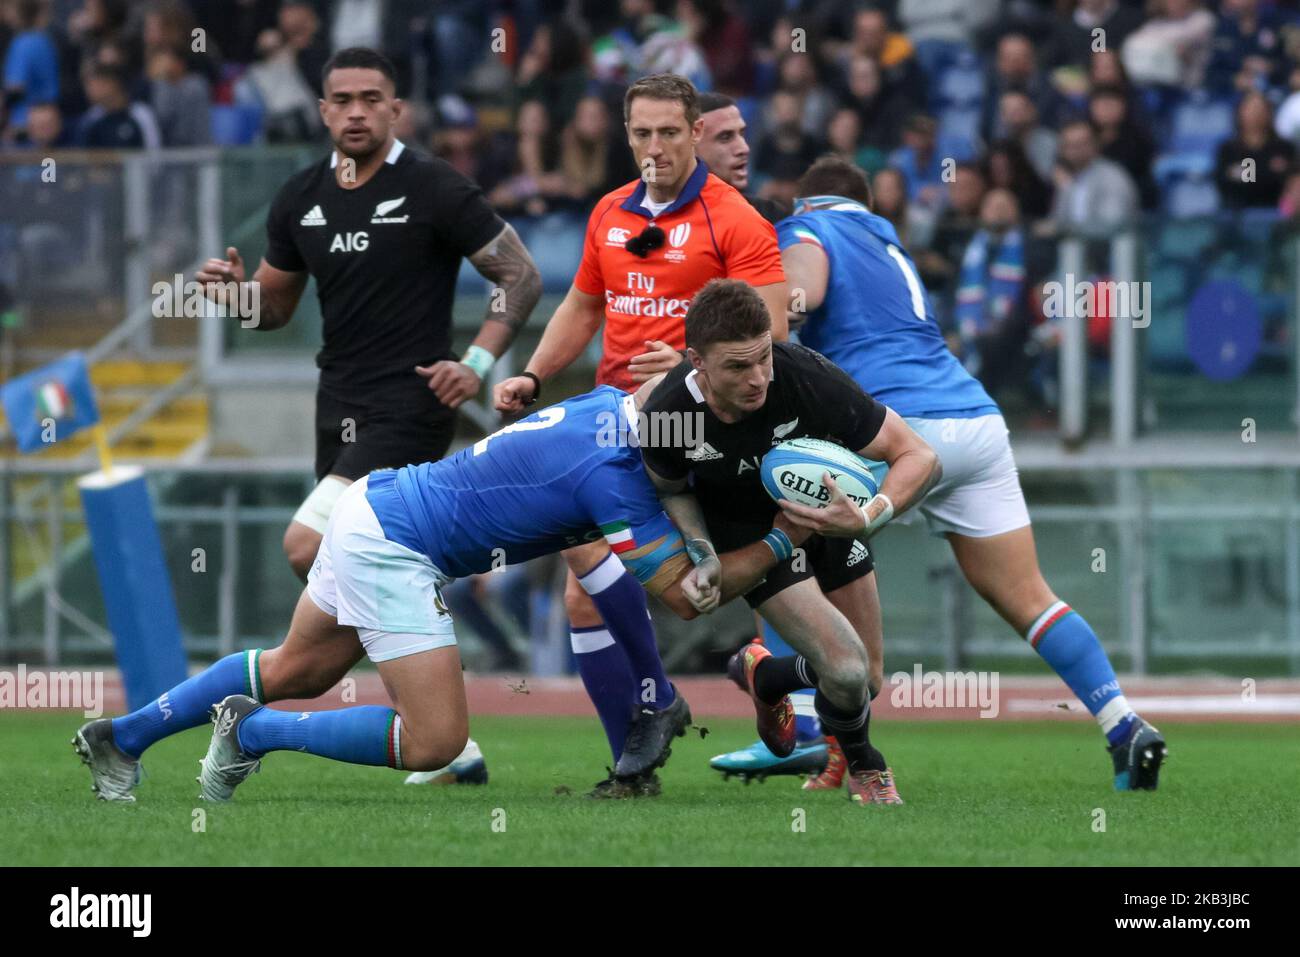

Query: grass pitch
[2,713,1296,866]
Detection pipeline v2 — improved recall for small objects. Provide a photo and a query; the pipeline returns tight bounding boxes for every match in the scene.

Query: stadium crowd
[3,0,1300,407]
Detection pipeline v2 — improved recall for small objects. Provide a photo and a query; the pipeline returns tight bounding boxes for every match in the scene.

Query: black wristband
[520,371,541,406]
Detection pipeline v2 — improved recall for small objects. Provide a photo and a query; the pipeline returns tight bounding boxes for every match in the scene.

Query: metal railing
[2,454,1298,674]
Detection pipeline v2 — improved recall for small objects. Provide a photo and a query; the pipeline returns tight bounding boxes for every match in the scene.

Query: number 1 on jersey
[886,244,927,321]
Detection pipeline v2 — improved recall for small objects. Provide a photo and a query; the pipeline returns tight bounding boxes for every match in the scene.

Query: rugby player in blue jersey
[71,384,814,803]
[712,156,1167,792]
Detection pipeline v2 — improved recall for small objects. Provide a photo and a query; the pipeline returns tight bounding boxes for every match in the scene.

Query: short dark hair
[85,63,128,90]
[796,155,873,207]
[624,73,700,125]
[685,279,771,353]
[322,47,398,92]
[698,91,736,115]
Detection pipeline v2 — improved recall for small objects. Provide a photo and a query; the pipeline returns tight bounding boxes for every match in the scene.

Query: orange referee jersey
[573,160,785,391]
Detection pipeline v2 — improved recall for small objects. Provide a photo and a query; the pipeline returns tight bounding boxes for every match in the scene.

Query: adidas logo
[371,196,409,223]
[214,706,237,737]
[687,442,724,461]
[847,541,871,567]
[301,205,326,226]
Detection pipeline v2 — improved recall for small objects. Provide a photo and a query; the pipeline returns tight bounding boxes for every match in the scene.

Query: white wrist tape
[460,345,495,380]
[859,493,894,537]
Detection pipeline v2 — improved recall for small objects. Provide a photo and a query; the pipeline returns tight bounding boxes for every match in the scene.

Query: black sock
[814,689,886,773]
[753,655,819,705]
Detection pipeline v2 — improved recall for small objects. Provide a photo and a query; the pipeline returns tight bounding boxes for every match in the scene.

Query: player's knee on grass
[399,723,469,772]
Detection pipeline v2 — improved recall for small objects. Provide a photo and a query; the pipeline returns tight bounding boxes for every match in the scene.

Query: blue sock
[1027,601,1136,746]
[239,705,400,767]
[571,625,637,762]
[761,621,821,743]
[579,553,674,709]
[111,650,262,758]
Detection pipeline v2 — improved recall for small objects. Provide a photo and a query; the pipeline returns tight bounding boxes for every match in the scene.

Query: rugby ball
[761,437,881,510]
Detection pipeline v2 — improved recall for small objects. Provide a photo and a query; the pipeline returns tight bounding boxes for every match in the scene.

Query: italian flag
[35,381,72,420]
[601,521,637,555]
[791,227,823,248]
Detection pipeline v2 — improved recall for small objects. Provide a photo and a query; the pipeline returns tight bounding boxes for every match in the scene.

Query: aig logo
[330,231,369,253]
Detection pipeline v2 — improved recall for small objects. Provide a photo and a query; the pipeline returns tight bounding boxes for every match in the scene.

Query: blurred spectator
[917,160,987,296]
[516,19,591,128]
[826,106,864,165]
[956,187,1031,399]
[76,61,159,148]
[390,95,431,148]
[234,28,319,143]
[3,0,59,137]
[870,165,913,244]
[1050,118,1138,238]
[142,1,216,85]
[1215,90,1295,209]
[68,0,133,64]
[279,0,329,97]
[983,32,1060,142]
[1275,66,1300,147]
[838,6,926,109]
[755,88,824,207]
[1205,0,1287,95]
[432,99,486,183]
[558,94,631,208]
[1050,0,1145,70]
[4,98,66,148]
[190,0,276,66]
[677,0,753,96]
[887,112,945,207]
[147,45,210,146]
[486,99,566,217]
[770,49,836,139]
[329,0,423,94]
[840,54,907,159]
[1120,0,1214,91]
[592,0,675,87]
[984,138,1052,220]
[999,89,1058,182]
[1089,84,1157,210]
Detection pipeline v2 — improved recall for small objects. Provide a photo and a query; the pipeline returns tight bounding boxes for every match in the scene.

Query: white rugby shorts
[306,476,457,662]
[903,414,1031,539]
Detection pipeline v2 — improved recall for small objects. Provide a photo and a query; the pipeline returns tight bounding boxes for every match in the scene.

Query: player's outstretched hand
[776,472,866,538]
[628,340,684,383]
[417,360,481,410]
[195,246,245,305]
[493,375,538,414]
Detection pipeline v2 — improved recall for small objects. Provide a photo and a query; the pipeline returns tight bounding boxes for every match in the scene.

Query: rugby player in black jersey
[638,278,941,805]
[194,47,541,786]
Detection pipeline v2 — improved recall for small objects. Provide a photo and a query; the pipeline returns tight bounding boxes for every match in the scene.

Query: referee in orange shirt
[494,74,787,792]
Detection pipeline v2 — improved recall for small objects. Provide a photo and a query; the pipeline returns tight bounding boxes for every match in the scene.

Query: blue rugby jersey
[777,202,999,419]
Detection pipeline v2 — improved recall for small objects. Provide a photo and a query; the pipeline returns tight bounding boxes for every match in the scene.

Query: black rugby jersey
[264,140,505,395]
[639,342,887,523]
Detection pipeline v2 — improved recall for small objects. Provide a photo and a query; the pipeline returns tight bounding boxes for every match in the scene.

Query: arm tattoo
[468,224,543,339]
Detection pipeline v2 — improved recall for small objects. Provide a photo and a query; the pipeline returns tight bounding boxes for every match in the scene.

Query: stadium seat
[1164,175,1220,219]
[209,105,264,147]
